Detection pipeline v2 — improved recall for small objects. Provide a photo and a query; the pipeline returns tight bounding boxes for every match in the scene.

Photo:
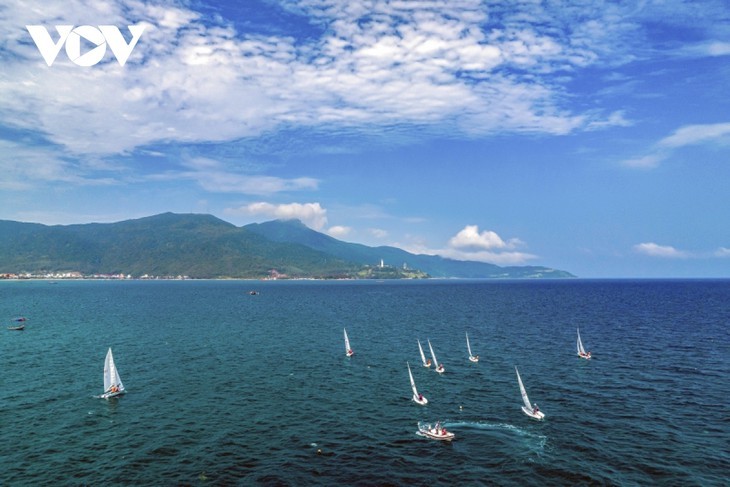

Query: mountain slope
[245,219,574,278]
[0,213,356,278]
[0,213,574,278]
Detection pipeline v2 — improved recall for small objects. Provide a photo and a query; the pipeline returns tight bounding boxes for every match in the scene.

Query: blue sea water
[1,279,728,486]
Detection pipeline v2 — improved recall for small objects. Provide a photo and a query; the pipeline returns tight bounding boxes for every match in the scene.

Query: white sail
[466,332,479,362]
[408,362,428,405]
[418,340,430,367]
[515,367,532,411]
[428,340,439,368]
[104,347,124,393]
[577,328,586,355]
[344,328,353,356]
[516,366,544,419]
[428,340,444,373]
[408,363,418,396]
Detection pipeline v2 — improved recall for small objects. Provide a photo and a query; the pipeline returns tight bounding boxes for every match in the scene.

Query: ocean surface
[1,279,728,486]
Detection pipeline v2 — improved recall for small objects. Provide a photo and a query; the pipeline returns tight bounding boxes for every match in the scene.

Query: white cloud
[621,154,666,169]
[448,225,518,251]
[327,225,351,238]
[657,123,730,149]
[369,228,389,239]
[715,247,730,258]
[622,122,730,169]
[398,224,536,265]
[443,225,533,264]
[633,242,688,258]
[0,140,120,189]
[143,157,318,195]
[676,41,730,58]
[0,0,642,160]
[225,202,328,230]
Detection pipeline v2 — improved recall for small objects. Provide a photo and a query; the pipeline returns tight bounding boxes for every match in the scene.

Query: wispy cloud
[657,123,730,148]
[714,247,730,258]
[327,225,351,238]
[368,228,389,239]
[622,122,730,169]
[2,0,650,161]
[143,157,319,195]
[633,242,688,258]
[634,242,730,260]
[225,201,328,230]
[0,140,120,189]
[675,41,730,58]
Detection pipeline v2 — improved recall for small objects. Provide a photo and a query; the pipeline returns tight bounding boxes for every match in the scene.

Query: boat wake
[438,420,548,450]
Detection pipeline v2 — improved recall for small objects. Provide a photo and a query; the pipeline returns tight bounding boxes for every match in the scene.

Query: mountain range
[0,213,574,279]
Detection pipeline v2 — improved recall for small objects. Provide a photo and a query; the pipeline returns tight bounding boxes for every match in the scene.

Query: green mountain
[0,213,574,279]
[0,213,356,278]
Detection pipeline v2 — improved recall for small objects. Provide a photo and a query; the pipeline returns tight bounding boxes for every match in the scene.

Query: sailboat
[99,347,125,399]
[515,366,544,420]
[417,339,432,368]
[344,328,354,357]
[428,340,445,374]
[466,332,479,363]
[577,328,591,359]
[408,362,428,405]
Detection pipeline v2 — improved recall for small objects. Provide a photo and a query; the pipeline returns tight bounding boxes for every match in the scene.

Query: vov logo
[26,25,145,67]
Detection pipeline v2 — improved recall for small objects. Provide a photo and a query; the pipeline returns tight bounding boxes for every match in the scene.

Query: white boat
[466,332,479,363]
[344,328,354,357]
[515,366,544,420]
[407,362,428,405]
[417,421,454,441]
[577,328,591,359]
[417,339,432,368]
[99,347,125,399]
[428,340,444,374]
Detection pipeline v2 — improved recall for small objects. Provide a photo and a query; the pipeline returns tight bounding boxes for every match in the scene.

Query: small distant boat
[99,348,125,399]
[417,421,454,441]
[248,290,259,295]
[13,317,27,322]
[408,362,428,405]
[466,332,479,363]
[417,339,432,368]
[515,366,544,420]
[428,340,444,374]
[7,323,25,331]
[577,328,591,359]
[344,328,354,357]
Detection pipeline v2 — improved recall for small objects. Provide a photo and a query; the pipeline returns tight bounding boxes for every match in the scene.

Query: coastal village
[0,260,425,281]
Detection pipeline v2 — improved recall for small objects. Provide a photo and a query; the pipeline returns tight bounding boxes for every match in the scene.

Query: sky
[1,0,729,278]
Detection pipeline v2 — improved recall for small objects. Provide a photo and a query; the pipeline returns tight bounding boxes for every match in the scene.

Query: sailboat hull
[99,390,125,399]
[522,406,545,420]
[413,395,428,405]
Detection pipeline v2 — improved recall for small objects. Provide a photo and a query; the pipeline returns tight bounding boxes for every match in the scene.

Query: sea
[1,279,728,486]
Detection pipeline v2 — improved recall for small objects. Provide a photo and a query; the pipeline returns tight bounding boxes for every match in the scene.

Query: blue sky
[1,0,729,278]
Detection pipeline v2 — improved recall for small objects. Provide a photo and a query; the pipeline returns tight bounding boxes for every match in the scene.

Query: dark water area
[1,279,728,485]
